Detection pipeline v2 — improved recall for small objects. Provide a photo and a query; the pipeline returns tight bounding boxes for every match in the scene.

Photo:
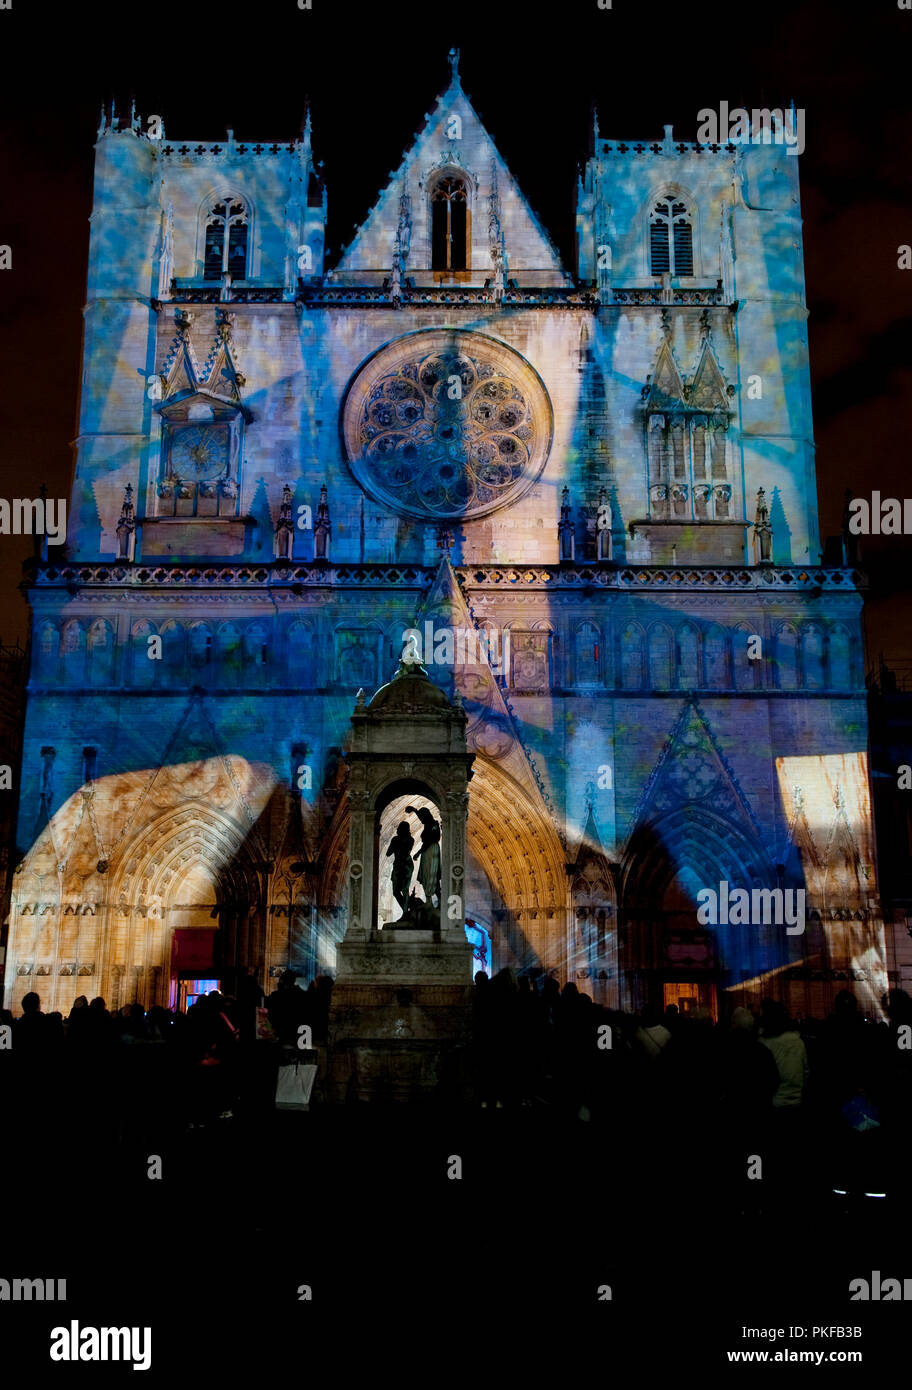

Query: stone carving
[385,820,415,914]
[407,805,441,907]
[342,328,553,521]
[511,632,550,692]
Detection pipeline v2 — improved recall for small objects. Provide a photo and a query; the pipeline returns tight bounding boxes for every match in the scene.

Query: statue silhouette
[386,821,415,915]
[406,806,441,907]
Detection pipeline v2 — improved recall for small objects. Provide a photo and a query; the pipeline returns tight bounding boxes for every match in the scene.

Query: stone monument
[327,655,475,1102]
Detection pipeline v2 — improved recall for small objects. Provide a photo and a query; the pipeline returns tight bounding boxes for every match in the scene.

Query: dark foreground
[1,1089,909,1377]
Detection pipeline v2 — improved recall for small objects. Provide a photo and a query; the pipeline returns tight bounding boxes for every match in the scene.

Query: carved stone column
[346,769,370,942]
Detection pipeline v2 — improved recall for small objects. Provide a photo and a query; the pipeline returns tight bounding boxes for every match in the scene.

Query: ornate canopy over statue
[329,657,477,1101]
[344,656,474,942]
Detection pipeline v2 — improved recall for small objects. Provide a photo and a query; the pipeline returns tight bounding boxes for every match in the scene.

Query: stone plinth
[327,934,473,1103]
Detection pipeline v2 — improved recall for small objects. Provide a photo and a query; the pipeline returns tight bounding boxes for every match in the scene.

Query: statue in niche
[407,806,441,907]
[386,822,415,915]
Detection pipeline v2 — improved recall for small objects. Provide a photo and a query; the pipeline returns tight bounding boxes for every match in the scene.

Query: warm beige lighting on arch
[774,750,887,1015]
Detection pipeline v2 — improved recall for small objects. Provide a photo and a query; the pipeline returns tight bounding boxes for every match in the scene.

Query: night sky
[1,0,910,662]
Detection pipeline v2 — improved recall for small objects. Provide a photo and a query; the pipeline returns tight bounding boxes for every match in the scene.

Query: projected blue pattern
[2,58,888,1024]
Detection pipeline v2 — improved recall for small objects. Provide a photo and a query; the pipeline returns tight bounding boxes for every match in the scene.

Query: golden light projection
[774,751,888,1016]
[5,756,282,1014]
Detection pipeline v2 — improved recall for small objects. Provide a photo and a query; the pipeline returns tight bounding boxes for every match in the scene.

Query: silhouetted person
[759,999,808,1108]
[267,970,311,1046]
[387,821,415,915]
[14,992,53,1056]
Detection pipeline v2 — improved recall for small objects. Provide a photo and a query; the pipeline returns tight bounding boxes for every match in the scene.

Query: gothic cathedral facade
[3,55,890,1022]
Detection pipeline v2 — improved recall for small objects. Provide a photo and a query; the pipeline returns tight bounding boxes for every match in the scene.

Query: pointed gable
[626,699,767,853]
[333,52,571,287]
[644,337,686,411]
[411,558,556,815]
[160,319,202,398]
[199,320,246,404]
[688,339,731,412]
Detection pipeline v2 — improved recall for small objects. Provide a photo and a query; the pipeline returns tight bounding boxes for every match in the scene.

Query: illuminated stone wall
[3,60,889,1019]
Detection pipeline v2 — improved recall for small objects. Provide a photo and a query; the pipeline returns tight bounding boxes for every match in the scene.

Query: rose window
[342,329,553,521]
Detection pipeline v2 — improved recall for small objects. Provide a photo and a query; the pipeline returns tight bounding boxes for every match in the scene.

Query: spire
[593,106,600,148]
[558,486,575,563]
[448,47,460,80]
[596,487,612,563]
[488,161,507,301]
[392,171,412,302]
[275,483,294,561]
[488,161,502,248]
[157,202,174,301]
[301,100,313,165]
[719,199,735,301]
[314,483,331,562]
[752,487,773,565]
[841,486,859,566]
[116,483,136,562]
[97,103,106,138]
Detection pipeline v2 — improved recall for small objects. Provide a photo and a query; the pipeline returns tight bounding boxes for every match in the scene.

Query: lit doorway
[465,918,491,979]
[178,978,221,1011]
[663,981,718,1020]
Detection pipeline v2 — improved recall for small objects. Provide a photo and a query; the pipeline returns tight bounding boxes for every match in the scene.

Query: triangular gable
[571,801,612,886]
[645,337,686,410]
[625,699,768,855]
[687,339,730,412]
[334,55,571,282]
[413,558,557,817]
[160,317,246,409]
[199,320,246,403]
[160,323,203,398]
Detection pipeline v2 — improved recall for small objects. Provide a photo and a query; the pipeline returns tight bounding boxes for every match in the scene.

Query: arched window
[575,622,601,687]
[61,621,86,685]
[161,622,185,683]
[620,624,645,690]
[676,623,701,688]
[732,625,760,691]
[704,625,730,689]
[648,624,673,690]
[39,622,59,680]
[775,625,799,690]
[650,198,694,276]
[287,622,313,688]
[802,625,826,690]
[203,197,248,281]
[87,620,115,687]
[188,623,213,673]
[244,622,269,686]
[430,176,468,272]
[216,623,241,687]
[131,621,156,688]
[829,625,852,689]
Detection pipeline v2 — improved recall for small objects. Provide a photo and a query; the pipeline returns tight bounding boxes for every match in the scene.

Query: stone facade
[2,54,890,1024]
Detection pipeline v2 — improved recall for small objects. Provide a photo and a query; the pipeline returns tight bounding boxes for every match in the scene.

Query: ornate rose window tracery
[341,329,554,521]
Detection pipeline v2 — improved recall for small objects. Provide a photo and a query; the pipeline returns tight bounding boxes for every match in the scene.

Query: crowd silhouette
[2,968,910,1204]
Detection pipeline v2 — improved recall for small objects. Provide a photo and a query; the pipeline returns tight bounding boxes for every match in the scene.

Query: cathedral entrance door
[663,980,717,1020]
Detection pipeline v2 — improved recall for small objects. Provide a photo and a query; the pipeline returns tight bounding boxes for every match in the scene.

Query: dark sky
[1,0,910,661]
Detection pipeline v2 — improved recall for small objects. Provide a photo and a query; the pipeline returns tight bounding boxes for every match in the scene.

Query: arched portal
[620,806,780,1015]
[465,758,569,977]
[103,802,263,1010]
